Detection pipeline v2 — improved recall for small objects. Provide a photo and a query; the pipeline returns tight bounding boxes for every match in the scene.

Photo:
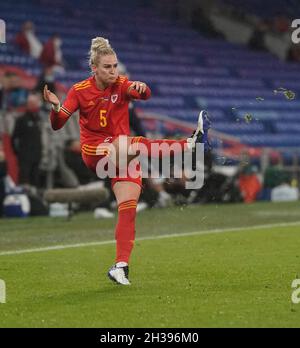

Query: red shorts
[81,135,142,189]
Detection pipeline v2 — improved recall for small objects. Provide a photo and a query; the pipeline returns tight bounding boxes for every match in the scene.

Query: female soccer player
[44,37,210,285]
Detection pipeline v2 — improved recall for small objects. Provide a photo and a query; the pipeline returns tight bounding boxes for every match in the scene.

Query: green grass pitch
[0,201,300,327]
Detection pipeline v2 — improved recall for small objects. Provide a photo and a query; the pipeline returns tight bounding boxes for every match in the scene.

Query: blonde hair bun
[89,37,116,68]
[91,37,111,51]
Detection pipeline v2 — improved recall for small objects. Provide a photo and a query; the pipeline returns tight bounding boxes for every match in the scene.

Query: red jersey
[50,75,151,154]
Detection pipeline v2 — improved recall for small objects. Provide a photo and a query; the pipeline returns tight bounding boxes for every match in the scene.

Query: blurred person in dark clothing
[12,94,42,187]
[129,103,146,137]
[263,153,287,189]
[64,139,98,185]
[191,6,224,38]
[287,45,300,63]
[248,21,269,51]
[118,61,146,137]
[0,74,5,111]
[35,67,56,97]
[35,67,57,112]
[0,138,7,217]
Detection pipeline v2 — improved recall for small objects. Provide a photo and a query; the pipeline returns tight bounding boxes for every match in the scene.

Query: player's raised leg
[128,110,211,158]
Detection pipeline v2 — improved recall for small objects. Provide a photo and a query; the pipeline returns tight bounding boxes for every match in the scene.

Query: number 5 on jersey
[100,109,107,127]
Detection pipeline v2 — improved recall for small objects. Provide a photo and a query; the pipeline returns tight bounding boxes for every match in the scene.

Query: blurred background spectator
[14,21,43,59]
[238,164,262,204]
[287,45,300,63]
[191,6,225,39]
[248,20,270,51]
[40,34,64,73]
[236,151,262,203]
[118,61,146,137]
[35,67,57,99]
[263,154,287,190]
[11,93,42,187]
[64,139,98,185]
[0,139,6,217]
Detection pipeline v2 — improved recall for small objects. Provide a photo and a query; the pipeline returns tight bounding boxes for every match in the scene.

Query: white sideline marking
[0,221,300,257]
[255,211,300,217]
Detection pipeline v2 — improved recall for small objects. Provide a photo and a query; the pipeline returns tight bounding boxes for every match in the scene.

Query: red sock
[131,137,187,158]
[115,200,137,264]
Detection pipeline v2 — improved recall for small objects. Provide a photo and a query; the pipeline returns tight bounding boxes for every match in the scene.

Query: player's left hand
[129,81,147,94]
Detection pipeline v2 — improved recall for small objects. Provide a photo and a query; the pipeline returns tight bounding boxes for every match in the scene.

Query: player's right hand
[128,81,147,94]
[43,85,60,107]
